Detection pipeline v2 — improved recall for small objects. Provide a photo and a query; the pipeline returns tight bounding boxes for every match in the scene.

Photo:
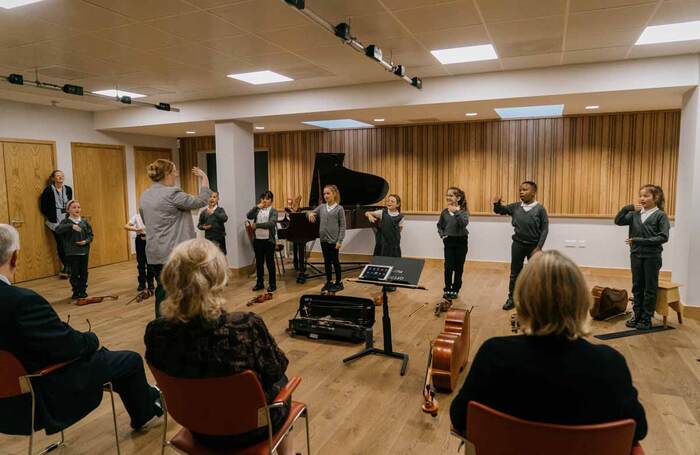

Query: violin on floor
[422,307,473,416]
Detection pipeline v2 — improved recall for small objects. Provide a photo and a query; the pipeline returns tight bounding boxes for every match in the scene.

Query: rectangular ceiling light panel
[92,89,147,99]
[0,0,45,8]
[302,119,373,129]
[227,70,293,85]
[495,104,564,119]
[636,21,700,45]
[430,44,498,64]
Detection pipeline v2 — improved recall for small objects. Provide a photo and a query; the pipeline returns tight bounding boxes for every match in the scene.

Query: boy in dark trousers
[55,200,93,299]
[493,181,549,310]
[614,185,670,330]
[198,191,229,254]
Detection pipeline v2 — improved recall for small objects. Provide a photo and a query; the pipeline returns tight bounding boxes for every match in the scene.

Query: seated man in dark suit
[450,250,647,443]
[0,224,162,436]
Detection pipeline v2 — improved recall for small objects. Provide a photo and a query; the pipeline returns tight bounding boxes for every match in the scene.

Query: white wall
[0,99,177,252]
[326,215,674,271]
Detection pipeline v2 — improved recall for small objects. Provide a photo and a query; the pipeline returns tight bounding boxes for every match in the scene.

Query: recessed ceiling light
[465,112,478,117]
[92,89,146,99]
[374,118,385,122]
[302,119,373,129]
[0,0,45,9]
[255,126,265,130]
[186,131,196,134]
[585,105,599,110]
[431,44,498,64]
[495,104,564,119]
[227,70,293,85]
[636,20,700,45]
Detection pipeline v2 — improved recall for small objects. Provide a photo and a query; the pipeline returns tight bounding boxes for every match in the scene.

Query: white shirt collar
[0,273,11,285]
[521,200,539,208]
[327,203,338,211]
[640,206,658,215]
[69,216,81,223]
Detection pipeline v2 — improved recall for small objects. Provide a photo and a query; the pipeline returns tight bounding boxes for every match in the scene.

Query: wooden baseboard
[685,305,700,321]
[310,252,672,280]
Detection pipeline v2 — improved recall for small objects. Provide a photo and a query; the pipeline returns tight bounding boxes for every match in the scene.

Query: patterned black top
[145,311,288,402]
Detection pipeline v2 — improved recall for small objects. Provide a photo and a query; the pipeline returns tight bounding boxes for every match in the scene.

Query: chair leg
[104,383,121,455]
[304,408,311,455]
[31,430,65,455]
[160,391,168,455]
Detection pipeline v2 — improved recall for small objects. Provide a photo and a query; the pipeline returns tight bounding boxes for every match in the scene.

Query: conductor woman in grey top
[140,159,212,317]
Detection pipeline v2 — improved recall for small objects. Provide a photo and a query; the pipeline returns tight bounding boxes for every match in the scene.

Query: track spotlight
[365,45,383,62]
[119,96,132,104]
[62,84,83,96]
[8,73,23,85]
[411,77,422,89]
[393,65,406,77]
[334,22,351,41]
[156,102,171,111]
[284,0,304,9]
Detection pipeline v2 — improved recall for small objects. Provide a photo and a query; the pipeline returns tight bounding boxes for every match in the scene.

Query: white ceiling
[0,0,699,112]
[107,86,687,137]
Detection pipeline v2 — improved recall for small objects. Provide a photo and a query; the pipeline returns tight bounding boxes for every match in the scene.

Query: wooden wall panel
[0,144,8,224]
[254,111,680,217]
[134,146,173,207]
[179,136,215,194]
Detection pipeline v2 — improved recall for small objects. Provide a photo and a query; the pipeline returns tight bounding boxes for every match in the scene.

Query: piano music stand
[345,257,426,376]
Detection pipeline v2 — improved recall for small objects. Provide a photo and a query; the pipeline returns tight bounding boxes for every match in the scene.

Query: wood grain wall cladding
[179,136,214,195]
[181,111,680,217]
[134,146,173,206]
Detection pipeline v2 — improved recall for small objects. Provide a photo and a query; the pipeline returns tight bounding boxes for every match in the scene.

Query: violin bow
[125,289,154,306]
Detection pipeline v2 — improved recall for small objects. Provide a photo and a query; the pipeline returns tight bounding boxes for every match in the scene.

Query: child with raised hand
[437,187,469,300]
[56,200,93,299]
[614,184,670,330]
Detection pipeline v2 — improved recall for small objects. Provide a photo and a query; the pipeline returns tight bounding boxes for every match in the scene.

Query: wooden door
[2,140,59,282]
[134,146,172,206]
[71,143,129,268]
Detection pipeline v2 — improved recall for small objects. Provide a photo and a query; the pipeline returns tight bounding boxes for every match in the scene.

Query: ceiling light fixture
[636,20,700,45]
[302,119,373,129]
[465,112,478,117]
[431,44,498,64]
[227,70,293,85]
[281,1,422,89]
[0,0,45,9]
[255,126,265,130]
[585,105,599,110]
[186,131,196,134]
[495,104,564,119]
[92,89,146,99]
[374,118,385,122]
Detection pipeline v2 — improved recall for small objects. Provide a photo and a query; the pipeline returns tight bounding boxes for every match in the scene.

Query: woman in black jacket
[450,250,647,444]
[39,170,73,277]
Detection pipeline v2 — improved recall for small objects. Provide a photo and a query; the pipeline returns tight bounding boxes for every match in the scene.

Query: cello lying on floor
[422,307,472,416]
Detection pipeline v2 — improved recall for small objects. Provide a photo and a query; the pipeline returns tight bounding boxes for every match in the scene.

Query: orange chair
[148,366,310,455]
[0,350,120,455]
[451,401,644,455]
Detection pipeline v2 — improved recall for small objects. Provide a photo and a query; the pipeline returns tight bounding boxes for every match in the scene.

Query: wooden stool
[656,282,684,327]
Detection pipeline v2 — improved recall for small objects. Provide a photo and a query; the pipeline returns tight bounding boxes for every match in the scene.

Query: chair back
[0,350,28,398]
[466,401,636,455]
[149,365,269,436]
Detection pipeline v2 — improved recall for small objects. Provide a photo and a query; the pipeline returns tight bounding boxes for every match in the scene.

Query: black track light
[393,65,406,77]
[8,73,23,85]
[119,96,132,104]
[62,84,83,96]
[365,45,383,62]
[155,102,171,111]
[284,0,304,9]
[411,77,422,90]
[334,22,351,41]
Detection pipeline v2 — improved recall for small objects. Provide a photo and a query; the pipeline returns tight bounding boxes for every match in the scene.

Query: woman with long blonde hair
[145,239,292,453]
[450,250,647,444]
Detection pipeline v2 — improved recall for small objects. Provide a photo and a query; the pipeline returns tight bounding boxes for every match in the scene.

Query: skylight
[495,104,564,119]
[636,20,700,45]
[430,44,498,64]
[92,89,146,99]
[0,0,45,9]
[227,70,293,85]
[302,119,373,129]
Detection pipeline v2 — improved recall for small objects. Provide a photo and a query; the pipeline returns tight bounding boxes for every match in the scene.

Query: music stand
[345,256,426,376]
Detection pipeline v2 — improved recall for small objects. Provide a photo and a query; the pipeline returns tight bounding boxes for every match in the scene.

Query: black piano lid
[308,153,389,207]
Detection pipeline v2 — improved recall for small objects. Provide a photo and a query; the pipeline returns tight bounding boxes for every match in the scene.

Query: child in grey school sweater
[437,187,470,300]
[308,184,345,292]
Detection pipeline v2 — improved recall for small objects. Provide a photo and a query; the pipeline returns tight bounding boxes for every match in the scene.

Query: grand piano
[278,153,389,282]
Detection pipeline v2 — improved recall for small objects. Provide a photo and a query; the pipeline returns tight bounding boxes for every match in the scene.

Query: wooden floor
[1,259,699,455]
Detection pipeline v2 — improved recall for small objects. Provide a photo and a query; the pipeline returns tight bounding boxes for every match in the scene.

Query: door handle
[10,220,24,227]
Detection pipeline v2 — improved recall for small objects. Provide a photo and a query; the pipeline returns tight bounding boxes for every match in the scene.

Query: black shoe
[321,281,332,292]
[625,316,638,328]
[333,282,344,292]
[252,284,264,292]
[502,298,515,310]
[137,284,146,291]
[450,290,459,299]
[442,292,452,301]
[71,292,80,300]
[79,291,88,298]
[267,285,276,292]
[148,285,155,291]
[635,319,652,330]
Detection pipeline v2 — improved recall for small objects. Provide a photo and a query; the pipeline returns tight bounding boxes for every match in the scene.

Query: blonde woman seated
[450,250,647,443]
[144,239,292,453]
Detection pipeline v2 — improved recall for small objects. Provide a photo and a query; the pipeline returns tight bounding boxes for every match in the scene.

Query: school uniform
[198,206,229,254]
[312,203,346,286]
[494,200,549,301]
[370,208,404,257]
[614,205,670,324]
[284,208,307,274]
[246,206,278,289]
[127,213,154,290]
[55,217,93,298]
[437,208,469,295]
